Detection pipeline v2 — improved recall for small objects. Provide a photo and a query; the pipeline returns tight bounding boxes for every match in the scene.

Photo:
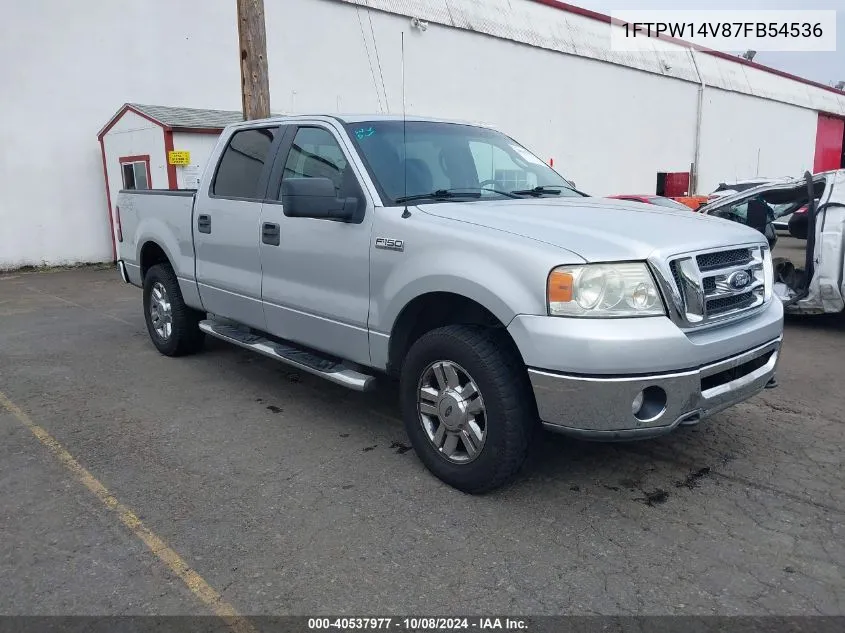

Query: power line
[367,9,390,113]
[356,6,384,113]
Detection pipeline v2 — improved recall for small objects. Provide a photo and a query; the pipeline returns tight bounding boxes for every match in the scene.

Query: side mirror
[281,177,357,221]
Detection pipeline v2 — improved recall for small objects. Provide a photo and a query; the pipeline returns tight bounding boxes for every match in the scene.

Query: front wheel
[143,264,205,356]
[400,325,538,493]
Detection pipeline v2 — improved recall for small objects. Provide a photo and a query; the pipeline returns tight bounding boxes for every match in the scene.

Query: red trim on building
[99,139,117,262]
[527,0,845,98]
[119,154,153,189]
[97,104,166,139]
[163,130,179,190]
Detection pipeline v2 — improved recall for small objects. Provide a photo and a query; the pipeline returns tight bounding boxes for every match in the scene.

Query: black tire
[142,263,205,356]
[400,325,538,493]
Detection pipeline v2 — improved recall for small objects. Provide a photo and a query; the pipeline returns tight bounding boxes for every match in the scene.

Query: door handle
[262,222,280,246]
[197,214,212,234]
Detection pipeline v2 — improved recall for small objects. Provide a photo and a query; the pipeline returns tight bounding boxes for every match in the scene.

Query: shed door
[813,114,844,173]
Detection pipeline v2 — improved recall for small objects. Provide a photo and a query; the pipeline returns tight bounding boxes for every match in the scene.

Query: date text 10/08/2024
[307,618,529,630]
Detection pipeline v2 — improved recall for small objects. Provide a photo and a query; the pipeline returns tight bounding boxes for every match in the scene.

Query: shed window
[122,161,149,190]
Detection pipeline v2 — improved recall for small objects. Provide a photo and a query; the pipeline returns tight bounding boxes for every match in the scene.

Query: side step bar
[198,320,376,392]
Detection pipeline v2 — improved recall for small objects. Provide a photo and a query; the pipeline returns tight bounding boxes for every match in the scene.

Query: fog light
[632,386,668,422]
[631,391,645,415]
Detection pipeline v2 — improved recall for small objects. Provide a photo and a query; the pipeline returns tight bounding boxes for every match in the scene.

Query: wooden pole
[236,0,270,120]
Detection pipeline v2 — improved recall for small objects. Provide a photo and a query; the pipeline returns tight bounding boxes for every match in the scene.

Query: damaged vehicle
[700,170,845,314]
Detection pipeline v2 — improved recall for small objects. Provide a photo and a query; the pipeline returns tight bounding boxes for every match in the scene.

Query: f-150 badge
[375,237,404,252]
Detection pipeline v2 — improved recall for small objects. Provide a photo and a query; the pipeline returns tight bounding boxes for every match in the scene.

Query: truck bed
[115,189,197,288]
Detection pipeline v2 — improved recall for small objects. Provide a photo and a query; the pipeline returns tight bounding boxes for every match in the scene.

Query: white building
[2,0,844,268]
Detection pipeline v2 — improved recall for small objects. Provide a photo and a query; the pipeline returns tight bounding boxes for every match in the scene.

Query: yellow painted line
[0,391,255,633]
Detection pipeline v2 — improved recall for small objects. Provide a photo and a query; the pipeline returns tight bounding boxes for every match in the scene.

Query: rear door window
[212,127,279,199]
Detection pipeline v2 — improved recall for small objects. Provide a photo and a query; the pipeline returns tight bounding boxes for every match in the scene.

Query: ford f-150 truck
[115,114,783,493]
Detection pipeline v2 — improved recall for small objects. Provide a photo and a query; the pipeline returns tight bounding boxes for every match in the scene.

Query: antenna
[401,31,411,218]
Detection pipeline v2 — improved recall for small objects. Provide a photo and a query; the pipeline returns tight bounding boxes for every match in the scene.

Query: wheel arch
[386,291,525,376]
[139,240,173,281]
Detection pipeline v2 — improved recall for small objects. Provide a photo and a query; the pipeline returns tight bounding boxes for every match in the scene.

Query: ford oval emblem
[728,270,751,290]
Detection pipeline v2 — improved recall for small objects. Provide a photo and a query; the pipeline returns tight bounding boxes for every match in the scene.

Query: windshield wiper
[394,189,482,204]
[509,185,563,197]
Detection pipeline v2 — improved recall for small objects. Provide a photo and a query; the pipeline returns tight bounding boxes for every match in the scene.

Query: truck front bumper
[509,299,784,439]
[528,337,780,439]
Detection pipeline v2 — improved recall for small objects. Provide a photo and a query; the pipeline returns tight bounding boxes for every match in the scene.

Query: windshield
[345,120,583,205]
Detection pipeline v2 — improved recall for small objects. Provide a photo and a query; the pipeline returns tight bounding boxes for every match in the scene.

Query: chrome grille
[661,245,769,327]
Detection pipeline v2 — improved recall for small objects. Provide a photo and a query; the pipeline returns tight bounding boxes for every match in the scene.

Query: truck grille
[696,248,752,271]
[664,245,769,327]
[706,291,756,315]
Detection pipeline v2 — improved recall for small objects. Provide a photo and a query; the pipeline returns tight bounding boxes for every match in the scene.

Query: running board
[198,320,376,392]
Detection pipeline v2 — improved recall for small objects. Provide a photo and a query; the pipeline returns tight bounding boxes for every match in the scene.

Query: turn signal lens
[548,270,574,303]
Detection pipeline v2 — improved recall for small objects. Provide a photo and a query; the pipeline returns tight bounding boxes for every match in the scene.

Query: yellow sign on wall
[168,150,191,165]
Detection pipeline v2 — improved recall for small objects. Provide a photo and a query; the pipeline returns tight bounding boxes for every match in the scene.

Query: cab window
[212,127,278,199]
[281,127,356,198]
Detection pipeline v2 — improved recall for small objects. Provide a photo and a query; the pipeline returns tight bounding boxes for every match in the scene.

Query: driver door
[258,122,374,366]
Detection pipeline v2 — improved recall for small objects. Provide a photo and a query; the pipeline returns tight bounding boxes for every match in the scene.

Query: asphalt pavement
[1,267,843,616]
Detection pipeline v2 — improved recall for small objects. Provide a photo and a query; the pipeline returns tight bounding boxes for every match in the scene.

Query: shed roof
[129,103,245,130]
[98,103,264,139]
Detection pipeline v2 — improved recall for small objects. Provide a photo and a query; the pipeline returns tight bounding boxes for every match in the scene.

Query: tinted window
[281,127,358,199]
[213,127,277,198]
[282,127,351,197]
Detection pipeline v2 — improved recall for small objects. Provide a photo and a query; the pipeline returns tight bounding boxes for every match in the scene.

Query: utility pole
[236,0,270,120]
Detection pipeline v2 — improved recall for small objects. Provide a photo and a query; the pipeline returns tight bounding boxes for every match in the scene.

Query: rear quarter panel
[116,191,200,307]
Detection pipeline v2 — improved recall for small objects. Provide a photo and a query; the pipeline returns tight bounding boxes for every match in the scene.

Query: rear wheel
[400,325,538,493]
[143,264,205,356]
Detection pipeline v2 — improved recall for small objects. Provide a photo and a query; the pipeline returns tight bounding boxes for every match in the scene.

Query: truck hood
[420,197,766,262]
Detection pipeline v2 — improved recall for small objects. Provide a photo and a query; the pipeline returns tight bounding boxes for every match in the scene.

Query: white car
[708,177,793,202]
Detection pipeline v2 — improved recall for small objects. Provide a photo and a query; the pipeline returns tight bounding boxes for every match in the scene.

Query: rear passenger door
[259,123,373,366]
[193,125,282,329]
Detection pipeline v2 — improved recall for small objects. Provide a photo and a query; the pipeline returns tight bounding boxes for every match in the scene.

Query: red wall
[813,114,844,173]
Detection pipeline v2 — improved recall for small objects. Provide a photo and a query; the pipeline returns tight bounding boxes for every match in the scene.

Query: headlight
[547,263,665,317]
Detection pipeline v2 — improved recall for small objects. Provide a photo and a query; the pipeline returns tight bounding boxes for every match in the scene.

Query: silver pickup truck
[116,114,783,492]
